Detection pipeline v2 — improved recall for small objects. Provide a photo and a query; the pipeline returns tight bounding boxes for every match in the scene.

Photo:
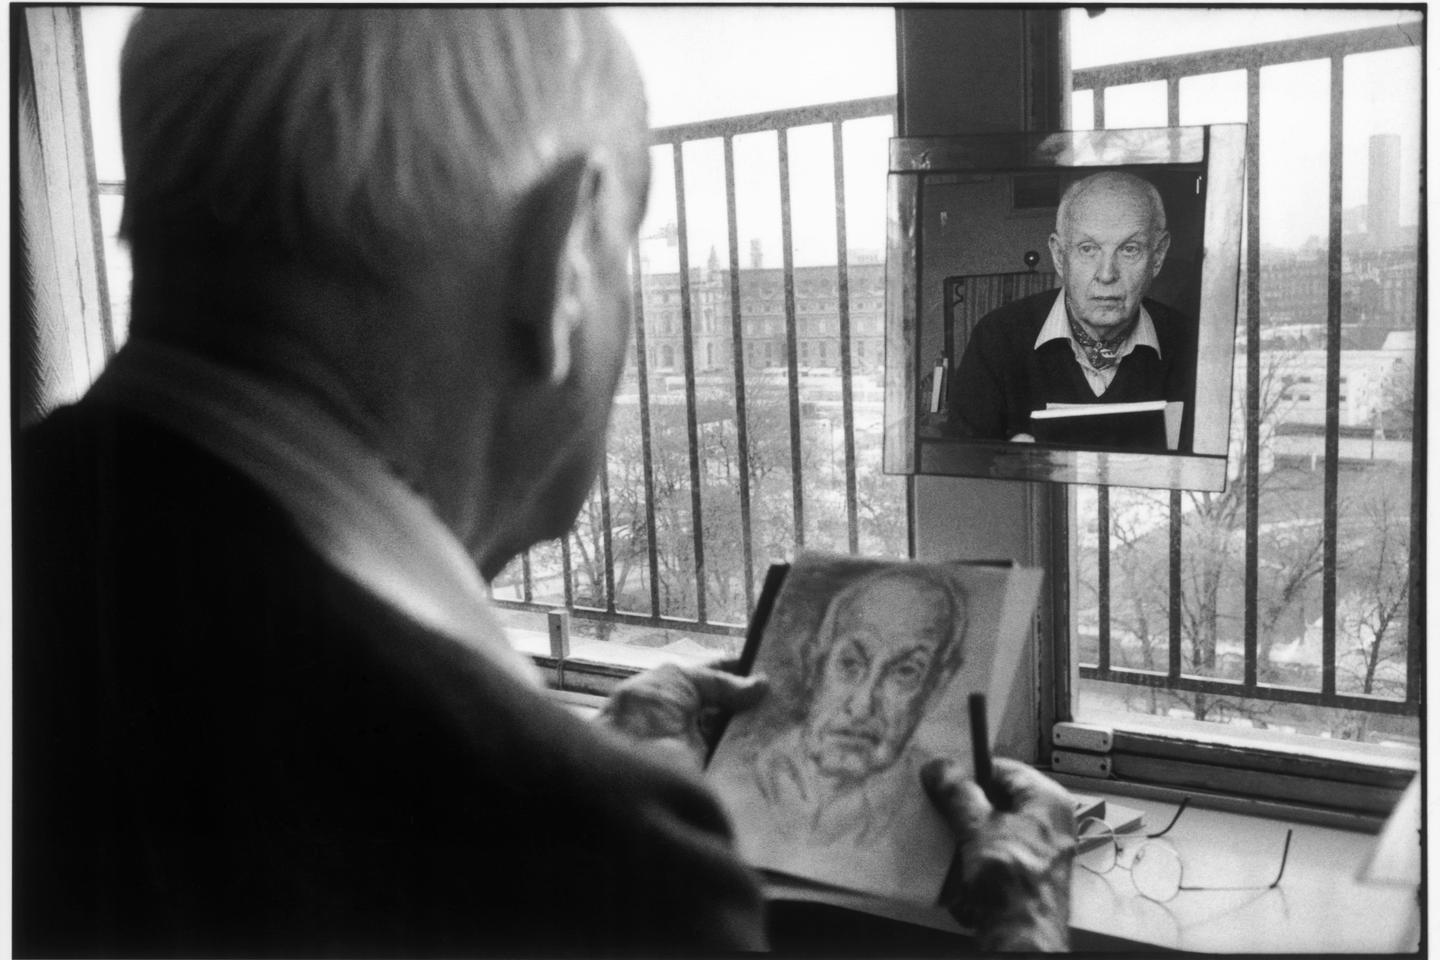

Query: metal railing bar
[1167,76,1180,127]
[671,142,709,624]
[1320,54,1344,697]
[722,135,757,611]
[1072,23,1418,91]
[651,95,895,146]
[778,128,806,550]
[1406,227,1426,703]
[521,549,534,603]
[1089,102,1112,680]
[1170,490,1186,682]
[832,119,860,553]
[597,455,616,613]
[628,242,662,618]
[560,535,575,607]
[1098,488,1112,673]
[1243,66,1262,687]
[491,598,747,639]
[1078,666,1419,716]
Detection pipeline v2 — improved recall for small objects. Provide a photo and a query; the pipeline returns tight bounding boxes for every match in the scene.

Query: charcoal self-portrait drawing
[714,563,970,899]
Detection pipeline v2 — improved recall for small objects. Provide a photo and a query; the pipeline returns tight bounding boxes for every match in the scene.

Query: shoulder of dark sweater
[1143,296,1197,354]
[971,289,1060,343]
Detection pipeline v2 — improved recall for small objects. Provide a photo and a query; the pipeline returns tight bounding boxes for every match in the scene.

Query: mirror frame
[883,125,1246,491]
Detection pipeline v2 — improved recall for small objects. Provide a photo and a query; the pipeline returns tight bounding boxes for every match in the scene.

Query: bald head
[115,10,655,574]
[1048,171,1171,337]
[1054,172,1167,240]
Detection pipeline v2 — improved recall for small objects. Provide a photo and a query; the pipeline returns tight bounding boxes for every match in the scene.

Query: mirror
[883,126,1245,491]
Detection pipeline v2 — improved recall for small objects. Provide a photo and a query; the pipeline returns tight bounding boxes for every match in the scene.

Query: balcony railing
[490,96,901,650]
[1071,25,1423,725]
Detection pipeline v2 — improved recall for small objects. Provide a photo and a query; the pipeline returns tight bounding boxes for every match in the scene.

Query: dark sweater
[948,290,1197,452]
[14,395,765,957]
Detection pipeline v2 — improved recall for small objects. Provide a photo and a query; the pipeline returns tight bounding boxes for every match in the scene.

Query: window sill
[520,632,714,697]
[1085,710,1421,768]
[1062,785,1420,953]
[538,684,1417,953]
[1056,725,1416,822]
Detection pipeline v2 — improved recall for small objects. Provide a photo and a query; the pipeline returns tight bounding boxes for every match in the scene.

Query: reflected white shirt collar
[95,339,541,689]
[1033,291,1162,360]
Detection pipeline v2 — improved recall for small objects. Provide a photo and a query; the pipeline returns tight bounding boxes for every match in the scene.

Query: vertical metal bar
[1170,490,1187,681]
[1406,214,1426,705]
[1094,85,1107,130]
[560,536,575,607]
[1243,66,1262,687]
[1047,485,1076,729]
[521,549,534,603]
[778,127,806,549]
[883,173,920,473]
[598,459,616,613]
[722,135,757,610]
[673,141,708,623]
[832,120,860,554]
[1097,488,1111,673]
[1320,55,1344,697]
[1166,76,1181,127]
[629,242,662,618]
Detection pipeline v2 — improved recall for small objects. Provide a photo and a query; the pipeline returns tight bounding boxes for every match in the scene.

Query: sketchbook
[705,553,1044,908]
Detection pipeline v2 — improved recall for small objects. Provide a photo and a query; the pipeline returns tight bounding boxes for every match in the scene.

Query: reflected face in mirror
[804,574,957,782]
[1048,173,1171,338]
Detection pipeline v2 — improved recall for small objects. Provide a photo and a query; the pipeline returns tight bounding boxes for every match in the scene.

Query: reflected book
[705,553,1043,913]
[1028,400,1181,450]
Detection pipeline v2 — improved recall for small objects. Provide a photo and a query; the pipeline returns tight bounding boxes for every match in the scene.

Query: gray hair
[119,9,648,299]
[1054,171,1167,238]
[799,566,968,697]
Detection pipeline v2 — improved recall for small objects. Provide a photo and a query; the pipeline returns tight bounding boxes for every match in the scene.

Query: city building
[631,254,887,377]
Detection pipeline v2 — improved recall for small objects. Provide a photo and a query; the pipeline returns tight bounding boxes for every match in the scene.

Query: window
[1060,9,1422,811]
[74,11,1419,806]
[76,7,899,681]
[486,8,903,669]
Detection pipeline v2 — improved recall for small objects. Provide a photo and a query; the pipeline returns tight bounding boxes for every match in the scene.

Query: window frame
[1047,20,1424,819]
[73,7,1422,818]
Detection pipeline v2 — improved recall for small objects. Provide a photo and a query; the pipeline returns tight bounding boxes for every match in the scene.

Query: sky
[608,6,1422,265]
[82,7,1423,269]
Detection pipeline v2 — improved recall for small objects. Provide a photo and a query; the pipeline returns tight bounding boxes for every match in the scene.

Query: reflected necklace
[1066,301,1138,371]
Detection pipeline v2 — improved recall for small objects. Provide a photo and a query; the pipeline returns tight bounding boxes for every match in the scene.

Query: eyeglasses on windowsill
[1076,797,1293,903]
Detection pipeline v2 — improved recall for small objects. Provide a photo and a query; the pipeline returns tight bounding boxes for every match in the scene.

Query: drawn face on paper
[803,574,957,782]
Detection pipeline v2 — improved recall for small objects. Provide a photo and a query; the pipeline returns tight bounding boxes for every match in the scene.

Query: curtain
[15,7,113,428]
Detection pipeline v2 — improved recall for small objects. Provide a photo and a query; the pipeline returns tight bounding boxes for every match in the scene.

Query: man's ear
[1047,232,1065,282]
[1152,230,1172,279]
[510,154,604,385]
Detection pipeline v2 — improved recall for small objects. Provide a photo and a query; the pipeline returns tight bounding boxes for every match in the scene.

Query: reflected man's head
[1048,171,1171,338]
[799,569,967,783]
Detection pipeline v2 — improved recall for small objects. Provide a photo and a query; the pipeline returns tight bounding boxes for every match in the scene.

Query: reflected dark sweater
[949,290,1197,452]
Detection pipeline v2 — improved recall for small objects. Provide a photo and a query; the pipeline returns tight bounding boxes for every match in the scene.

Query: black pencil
[968,693,992,794]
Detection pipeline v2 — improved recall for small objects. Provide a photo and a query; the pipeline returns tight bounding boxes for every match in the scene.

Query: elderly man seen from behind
[949,171,1197,450]
[14,9,1076,956]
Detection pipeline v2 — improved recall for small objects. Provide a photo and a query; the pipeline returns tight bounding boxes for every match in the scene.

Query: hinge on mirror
[1052,722,1114,779]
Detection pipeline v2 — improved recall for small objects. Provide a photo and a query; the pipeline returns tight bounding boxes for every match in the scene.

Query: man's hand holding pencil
[921,697,1076,952]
